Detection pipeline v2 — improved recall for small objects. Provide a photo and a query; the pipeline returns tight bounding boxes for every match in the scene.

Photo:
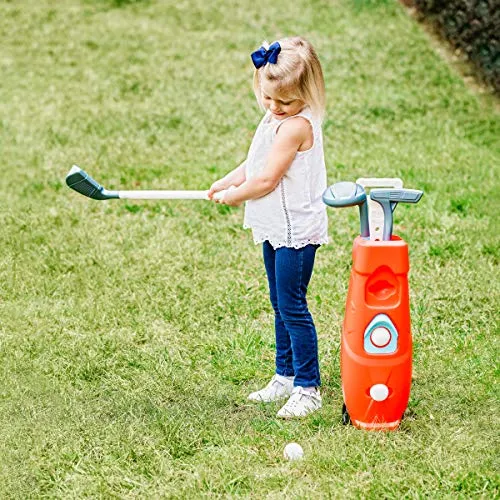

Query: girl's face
[261,80,305,120]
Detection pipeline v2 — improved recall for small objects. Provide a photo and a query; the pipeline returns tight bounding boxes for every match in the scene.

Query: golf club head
[323,182,370,238]
[370,189,423,205]
[66,165,119,200]
[370,189,424,240]
[323,181,366,208]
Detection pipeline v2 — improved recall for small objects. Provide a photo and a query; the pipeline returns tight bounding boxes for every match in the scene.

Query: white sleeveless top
[243,106,329,249]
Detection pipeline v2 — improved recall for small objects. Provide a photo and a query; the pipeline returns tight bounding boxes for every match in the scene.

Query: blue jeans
[262,241,321,388]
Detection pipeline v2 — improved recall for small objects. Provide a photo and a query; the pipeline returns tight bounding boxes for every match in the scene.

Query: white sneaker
[247,374,295,403]
[276,387,322,418]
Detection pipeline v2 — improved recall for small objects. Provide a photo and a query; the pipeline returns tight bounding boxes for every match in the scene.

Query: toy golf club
[323,179,423,431]
[357,178,403,241]
[370,189,423,241]
[322,181,370,238]
[66,165,230,201]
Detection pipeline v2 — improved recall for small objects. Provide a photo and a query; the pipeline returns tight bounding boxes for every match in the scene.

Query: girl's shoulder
[274,115,314,153]
[275,115,312,138]
[276,106,317,130]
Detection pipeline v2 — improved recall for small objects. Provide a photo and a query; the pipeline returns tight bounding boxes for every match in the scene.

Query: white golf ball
[283,442,304,460]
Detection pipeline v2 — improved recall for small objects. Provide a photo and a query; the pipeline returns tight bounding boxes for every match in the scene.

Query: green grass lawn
[0,0,498,497]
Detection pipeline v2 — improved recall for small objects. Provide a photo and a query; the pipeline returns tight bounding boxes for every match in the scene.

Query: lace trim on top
[242,224,329,250]
[279,180,292,247]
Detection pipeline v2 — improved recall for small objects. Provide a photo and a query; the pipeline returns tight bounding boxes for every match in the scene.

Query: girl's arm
[207,160,247,199]
[221,118,309,206]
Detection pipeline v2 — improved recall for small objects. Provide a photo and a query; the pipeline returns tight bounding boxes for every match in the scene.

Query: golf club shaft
[118,190,209,200]
[358,202,369,238]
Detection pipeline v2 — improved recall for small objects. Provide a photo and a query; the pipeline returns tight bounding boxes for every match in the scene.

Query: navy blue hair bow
[251,42,281,69]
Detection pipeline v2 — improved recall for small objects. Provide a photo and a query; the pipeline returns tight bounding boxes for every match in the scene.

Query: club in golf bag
[370,189,423,241]
[322,181,370,238]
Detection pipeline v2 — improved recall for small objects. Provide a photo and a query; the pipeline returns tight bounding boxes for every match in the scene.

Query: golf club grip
[118,190,209,200]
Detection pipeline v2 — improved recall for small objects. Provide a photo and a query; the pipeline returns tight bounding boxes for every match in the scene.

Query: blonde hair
[252,36,326,121]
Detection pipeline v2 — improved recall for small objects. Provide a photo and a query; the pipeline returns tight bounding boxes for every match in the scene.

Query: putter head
[322,181,366,208]
[370,189,424,241]
[66,165,119,200]
[370,189,423,204]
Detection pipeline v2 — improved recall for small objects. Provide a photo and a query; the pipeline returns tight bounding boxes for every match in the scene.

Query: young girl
[208,36,328,418]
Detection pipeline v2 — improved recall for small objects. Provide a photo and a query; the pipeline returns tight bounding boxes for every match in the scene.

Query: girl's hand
[214,185,241,206]
[208,180,229,200]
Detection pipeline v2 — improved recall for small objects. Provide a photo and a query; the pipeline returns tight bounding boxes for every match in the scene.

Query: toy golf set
[66,167,422,431]
[323,178,423,430]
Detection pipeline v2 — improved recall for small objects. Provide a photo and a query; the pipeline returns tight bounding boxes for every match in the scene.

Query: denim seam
[277,246,293,377]
[292,249,305,383]
[299,246,320,387]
